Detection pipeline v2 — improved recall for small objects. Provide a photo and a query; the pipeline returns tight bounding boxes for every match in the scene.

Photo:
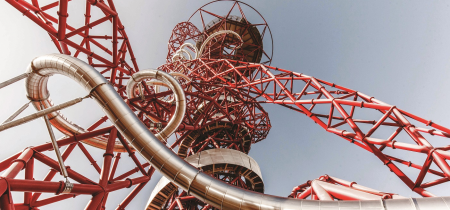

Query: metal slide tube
[126,70,186,141]
[25,61,126,152]
[197,30,243,58]
[142,72,191,104]
[25,54,450,210]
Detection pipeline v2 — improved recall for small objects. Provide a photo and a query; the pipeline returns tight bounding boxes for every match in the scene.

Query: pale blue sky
[1,1,450,209]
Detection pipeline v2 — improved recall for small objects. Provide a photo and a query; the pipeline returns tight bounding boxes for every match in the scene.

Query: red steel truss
[5,0,139,97]
[0,126,155,209]
[160,58,450,197]
[288,175,404,200]
[2,0,450,209]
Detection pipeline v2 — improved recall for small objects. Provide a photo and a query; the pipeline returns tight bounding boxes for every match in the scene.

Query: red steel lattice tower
[1,0,450,209]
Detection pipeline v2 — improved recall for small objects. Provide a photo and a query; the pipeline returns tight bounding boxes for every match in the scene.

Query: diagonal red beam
[30,143,77,205]
[32,126,113,152]
[65,15,112,39]
[33,151,95,184]
[8,179,101,194]
[5,0,57,36]
[117,134,148,176]
[77,143,102,173]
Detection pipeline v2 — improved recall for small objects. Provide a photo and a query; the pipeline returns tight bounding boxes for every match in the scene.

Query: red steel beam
[8,179,101,194]
[99,128,117,187]
[2,148,34,179]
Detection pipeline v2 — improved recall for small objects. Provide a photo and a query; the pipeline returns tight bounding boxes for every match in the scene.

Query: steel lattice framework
[158,58,450,198]
[1,0,450,209]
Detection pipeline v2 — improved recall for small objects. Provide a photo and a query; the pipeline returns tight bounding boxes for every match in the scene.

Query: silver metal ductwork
[25,54,450,210]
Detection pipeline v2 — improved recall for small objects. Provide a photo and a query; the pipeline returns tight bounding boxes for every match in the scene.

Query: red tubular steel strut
[5,0,139,97]
[159,58,450,197]
[4,0,450,208]
[0,127,156,209]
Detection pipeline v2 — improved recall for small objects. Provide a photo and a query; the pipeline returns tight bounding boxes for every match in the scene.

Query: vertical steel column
[96,128,117,209]
[57,0,70,55]
[99,128,117,187]
[23,157,34,206]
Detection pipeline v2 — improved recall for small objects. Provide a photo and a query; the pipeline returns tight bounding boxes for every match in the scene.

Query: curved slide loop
[172,43,198,62]
[197,30,243,59]
[132,72,191,104]
[172,49,191,62]
[126,70,186,141]
[153,72,192,104]
[180,42,198,58]
[25,56,128,152]
[26,54,449,210]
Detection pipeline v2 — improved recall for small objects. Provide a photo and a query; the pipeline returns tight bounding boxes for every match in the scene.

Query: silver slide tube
[172,43,197,62]
[126,70,186,141]
[25,54,450,210]
[25,58,124,152]
[197,30,243,59]
[141,72,191,104]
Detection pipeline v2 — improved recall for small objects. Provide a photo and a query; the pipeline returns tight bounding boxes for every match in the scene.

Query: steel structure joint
[382,194,392,199]
[10,159,27,170]
[88,82,108,97]
[55,180,66,195]
[428,148,437,156]
[391,140,397,149]
[56,11,69,18]
[125,178,133,188]
[103,153,114,158]
[61,180,74,194]
[0,178,12,203]
[89,0,98,6]
[429,129,436,135]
